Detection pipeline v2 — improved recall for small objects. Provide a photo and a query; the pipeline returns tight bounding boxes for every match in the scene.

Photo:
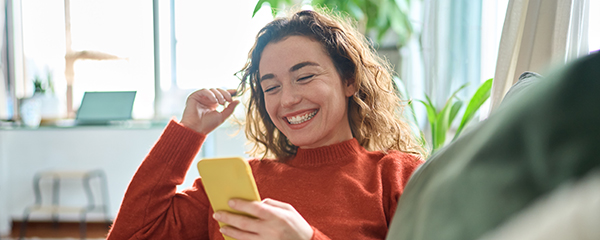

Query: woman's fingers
[215,199,313,240]
[216,88,234,102]
[218,100,240,123]
[192,89,218,106]
[229,199,275,220]
[219,225,259,240]
[180,88,239,135]
[192,88,238,108]
[209,88,226,105]
[262,198,295,211]
[227,89,238,97]
[214,211,261,234]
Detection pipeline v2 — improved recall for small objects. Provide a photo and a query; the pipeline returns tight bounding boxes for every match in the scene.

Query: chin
[292,138,329,149]
[286,136,315,148]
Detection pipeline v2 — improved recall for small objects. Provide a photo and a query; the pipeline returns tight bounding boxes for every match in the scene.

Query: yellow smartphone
[197,157,261,239]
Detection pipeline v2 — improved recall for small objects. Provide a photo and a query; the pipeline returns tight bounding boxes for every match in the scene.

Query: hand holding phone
[200,157,315,240]
[197,157,261,239]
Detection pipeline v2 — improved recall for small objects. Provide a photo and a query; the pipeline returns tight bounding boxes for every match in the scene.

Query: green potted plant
[26,70,62,123]
[396,77,493,152]
[33,75,46,94]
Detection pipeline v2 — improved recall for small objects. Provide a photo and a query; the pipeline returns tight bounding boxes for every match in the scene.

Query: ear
[344,79,356,97]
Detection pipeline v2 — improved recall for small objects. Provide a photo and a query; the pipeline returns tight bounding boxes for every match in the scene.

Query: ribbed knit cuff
[144,120,206,178]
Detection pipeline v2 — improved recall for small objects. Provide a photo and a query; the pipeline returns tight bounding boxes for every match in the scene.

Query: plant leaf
[252,0,269,17]
[448,100,463,128]
[345,1,365,20]
[441,82,468,127]
[394,76,427,151]
[432,97,456,151]
[424,94,435,111]
[450,82,469,100]
[416,99,437,125]
[408,100,428,152]
[428,82,468,151]
[387,0,411,46]
[416,98,438,150]
[454,78,493,140]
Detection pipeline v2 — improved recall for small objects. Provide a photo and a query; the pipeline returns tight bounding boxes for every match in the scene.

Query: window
[21,0,154,119]
[156,0,273,119]
[18,0,273,120]
[12,1,598,121]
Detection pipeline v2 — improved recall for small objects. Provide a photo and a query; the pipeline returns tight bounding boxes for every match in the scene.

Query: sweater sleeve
[107,120,211,240]
[382,152,425,225]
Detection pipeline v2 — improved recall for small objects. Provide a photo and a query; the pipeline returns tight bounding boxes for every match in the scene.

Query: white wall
[0,124,10,235]
[0,122,248,236]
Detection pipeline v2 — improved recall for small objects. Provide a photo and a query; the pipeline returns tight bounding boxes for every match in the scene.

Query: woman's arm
[381,152,425,224]
[107,121,210,239]
[108,88,240,239]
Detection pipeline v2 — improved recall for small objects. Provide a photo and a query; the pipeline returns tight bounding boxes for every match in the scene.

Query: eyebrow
[259,61,320,82]
[290,61,319,72]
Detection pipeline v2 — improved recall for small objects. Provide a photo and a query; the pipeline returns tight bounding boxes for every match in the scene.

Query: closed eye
[264,85,279,93]
[298,74,315,81]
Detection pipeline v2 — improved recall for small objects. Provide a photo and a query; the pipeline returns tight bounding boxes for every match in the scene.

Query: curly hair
[237,9,426,160]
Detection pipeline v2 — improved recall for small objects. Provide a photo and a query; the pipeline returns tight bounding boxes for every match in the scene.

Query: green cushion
[387,52,600,240]
[500,71,543,107]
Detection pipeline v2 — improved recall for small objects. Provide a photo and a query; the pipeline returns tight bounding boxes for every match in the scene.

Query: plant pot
[19,97,42,128]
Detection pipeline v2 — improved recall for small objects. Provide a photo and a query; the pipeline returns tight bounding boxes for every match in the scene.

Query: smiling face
[258,36,356,149]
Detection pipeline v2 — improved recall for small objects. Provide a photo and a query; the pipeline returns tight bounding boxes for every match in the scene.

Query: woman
[107,9,425,240]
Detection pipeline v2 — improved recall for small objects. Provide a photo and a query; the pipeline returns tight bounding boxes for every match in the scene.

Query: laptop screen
[76,91,136,124]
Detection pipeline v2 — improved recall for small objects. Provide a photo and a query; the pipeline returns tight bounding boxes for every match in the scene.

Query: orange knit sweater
[107,120,423,240]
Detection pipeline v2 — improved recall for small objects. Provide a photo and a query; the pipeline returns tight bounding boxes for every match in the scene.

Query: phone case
[197,157,261,239]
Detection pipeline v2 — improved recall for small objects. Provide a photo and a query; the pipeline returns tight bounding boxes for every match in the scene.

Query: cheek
[263,97,278,122]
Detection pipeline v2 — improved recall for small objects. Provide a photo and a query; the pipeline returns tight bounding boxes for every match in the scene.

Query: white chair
[19,169,111,240]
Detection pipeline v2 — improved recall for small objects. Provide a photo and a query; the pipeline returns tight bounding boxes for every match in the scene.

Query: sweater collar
[287,138,363,167]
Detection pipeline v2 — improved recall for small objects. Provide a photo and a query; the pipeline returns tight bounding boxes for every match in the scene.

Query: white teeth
[287,110,317,124]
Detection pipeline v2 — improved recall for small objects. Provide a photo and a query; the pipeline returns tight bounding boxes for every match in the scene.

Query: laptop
[75,91,136,125]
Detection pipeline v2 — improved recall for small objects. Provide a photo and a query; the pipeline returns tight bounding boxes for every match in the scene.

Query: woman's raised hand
[180,88,239,135]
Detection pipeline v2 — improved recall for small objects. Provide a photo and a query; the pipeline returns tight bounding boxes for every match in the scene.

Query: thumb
[220,100,240,120]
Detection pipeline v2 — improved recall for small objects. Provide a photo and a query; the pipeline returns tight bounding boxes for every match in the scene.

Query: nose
[280,85,301,108]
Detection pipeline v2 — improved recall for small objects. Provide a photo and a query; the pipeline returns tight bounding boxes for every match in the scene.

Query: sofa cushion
[386,52,600,240]
[500,71,543,107]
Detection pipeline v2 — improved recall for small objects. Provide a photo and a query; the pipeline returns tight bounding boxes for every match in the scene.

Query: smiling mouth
[286,110,318,125]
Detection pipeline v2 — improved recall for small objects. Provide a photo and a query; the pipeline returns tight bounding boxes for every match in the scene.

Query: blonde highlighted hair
[238,9,425,160]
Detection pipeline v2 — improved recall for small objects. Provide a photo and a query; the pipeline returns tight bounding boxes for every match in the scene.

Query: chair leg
[79,212,87,240]
[52,176,60,229]
[19,209,31,240]
[100,172,112,226]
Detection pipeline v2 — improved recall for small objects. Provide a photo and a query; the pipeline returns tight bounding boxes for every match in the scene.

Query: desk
[0,122,248,236]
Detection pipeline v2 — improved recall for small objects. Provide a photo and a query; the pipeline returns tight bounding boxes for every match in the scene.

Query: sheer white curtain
[0,0,8,120]
[489,0,589,112]
[420,0,482,109]
[0,1,10,236]
[0,0,10,235]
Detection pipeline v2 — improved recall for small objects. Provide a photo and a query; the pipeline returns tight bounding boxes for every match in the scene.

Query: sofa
[386,51,600,240]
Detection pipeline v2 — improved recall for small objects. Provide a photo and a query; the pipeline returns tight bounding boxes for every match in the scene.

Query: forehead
[258,36,331,74]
